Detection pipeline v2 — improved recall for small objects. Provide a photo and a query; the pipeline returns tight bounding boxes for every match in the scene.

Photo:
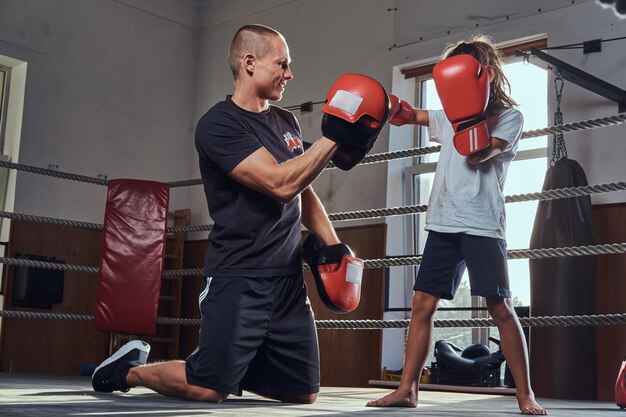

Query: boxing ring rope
[173,181,626,231]
[0,211,104,231]
[0,160,110,185]
[0,257,99,273]
[0,309,624,330]
[1,181,624,233]
[0,242,624,276]
[316,314,626,329]
[1,113,624,186]
[328,113,626,168]
[326,182,626,223]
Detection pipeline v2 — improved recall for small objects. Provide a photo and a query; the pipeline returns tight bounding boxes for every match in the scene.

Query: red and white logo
[283,132,303,152]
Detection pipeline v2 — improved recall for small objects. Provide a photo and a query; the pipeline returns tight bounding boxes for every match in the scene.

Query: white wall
[0,0,199,223]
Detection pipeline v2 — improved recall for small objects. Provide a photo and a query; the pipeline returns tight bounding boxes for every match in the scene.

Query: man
[91,24,385,404]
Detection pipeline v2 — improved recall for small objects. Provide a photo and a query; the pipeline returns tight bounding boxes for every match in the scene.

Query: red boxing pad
[617,357,626,409]
[316,255,363,313]
[322,73,389,128]
[94,179,170,335]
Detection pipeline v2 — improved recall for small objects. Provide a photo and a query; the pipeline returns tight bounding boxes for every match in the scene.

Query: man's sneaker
[92,340,150,393]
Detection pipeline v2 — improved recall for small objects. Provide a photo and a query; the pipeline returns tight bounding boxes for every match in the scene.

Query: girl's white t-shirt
[425,108,524,240]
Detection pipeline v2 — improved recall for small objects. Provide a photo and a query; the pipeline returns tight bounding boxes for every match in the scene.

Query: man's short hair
[229,24,281,79]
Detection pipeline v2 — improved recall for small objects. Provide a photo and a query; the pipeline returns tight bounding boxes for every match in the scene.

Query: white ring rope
[0,310,626,330]
[0,309,623,329]
[339,113,626,169]
[3,181,623,233]
[2,114,624,185]
[0,242,624,275]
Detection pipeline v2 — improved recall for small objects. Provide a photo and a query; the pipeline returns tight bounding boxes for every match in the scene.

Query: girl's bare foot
[366,388,417,408]
[518,393,547,415]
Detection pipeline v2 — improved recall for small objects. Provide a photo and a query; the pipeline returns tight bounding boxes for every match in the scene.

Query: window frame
[0,65,10,154]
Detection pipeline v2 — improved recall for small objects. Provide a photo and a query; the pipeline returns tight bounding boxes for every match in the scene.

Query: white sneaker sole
[92,340,150,382]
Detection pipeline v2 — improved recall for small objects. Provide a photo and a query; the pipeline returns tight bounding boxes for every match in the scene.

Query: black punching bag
[529,157,597,399]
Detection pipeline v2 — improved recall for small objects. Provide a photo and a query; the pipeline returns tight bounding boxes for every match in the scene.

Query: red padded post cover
[93,179,170,335]
[617,357,626,408]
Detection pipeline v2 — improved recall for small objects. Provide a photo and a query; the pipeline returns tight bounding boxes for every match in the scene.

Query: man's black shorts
[185,273,320,396]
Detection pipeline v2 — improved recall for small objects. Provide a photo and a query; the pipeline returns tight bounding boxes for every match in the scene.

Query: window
[0,57,27,301]
[0,66,8,152]
[0,66,9,298]
[406,56,548,361]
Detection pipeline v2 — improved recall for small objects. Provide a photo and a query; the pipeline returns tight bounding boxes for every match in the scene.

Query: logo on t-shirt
[283,132,303,152]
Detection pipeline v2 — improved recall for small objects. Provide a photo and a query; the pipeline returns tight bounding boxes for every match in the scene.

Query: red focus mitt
[322,73,390,170]
[302,233,363,314]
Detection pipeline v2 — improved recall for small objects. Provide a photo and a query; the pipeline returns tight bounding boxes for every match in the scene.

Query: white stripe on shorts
[188,277,213,360]
[198,277,213,317]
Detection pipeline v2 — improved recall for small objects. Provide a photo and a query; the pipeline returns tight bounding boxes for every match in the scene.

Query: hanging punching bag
[529,157,597,400]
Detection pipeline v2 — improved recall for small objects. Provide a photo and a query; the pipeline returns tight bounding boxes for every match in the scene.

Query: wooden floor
[0,373,619,417]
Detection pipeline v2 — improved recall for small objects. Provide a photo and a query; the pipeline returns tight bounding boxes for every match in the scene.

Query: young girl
[367,35,547,415]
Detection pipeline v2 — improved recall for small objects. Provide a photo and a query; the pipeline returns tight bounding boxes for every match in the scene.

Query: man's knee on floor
[281,392,318,404]
[185,387,230,403]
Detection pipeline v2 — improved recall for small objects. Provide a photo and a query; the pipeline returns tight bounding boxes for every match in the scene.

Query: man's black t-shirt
[195,97,305,277]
